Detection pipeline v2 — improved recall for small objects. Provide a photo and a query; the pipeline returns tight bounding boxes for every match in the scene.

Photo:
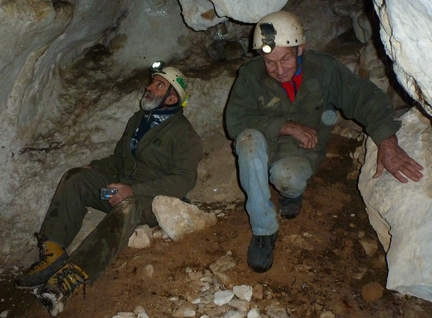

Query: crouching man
[225,11,423,273]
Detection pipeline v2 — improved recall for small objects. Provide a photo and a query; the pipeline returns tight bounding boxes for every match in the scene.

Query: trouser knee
[236,129,267,156]
[59,167,92,186]
[269,157,313,197]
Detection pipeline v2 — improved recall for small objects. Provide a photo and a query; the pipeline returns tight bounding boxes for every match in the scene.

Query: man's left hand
[106,183,134,207]
[374,135,424,183]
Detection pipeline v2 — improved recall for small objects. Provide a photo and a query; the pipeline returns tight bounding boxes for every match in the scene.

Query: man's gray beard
[140,92,163,111]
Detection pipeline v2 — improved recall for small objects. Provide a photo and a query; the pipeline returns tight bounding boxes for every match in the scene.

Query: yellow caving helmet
[152,65,189,106]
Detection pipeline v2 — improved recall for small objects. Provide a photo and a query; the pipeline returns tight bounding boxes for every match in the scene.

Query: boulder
[152,196,217,241]
[359,107,432,301]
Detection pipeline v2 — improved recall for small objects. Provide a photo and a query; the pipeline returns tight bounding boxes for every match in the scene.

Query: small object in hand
[100,188,118,200]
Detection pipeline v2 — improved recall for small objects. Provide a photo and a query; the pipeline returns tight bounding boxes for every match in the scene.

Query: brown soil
[3,135,432,318]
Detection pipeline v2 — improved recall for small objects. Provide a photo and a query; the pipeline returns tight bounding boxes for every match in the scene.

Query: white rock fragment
[128,224,153,249]
[144,264,154,278]
[233,285,253,302]
[320,311,336,318]
[228,298,249,312]
[191,297,201,304]
[112,312,135,318]
[223,310,244,318]
[0,311,10,318]
[266,305,290,318]
[152,196,217,241]
[209,253,237,274]
[247,308,261,318]
[172,302,196,317]
[225,203,236,210]
[214,290,235,306]
[358,238,378,257]
[135,305,150,318]
[214,271,232,287]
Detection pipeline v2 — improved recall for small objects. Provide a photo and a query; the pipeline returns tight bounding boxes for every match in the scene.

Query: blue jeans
[236,129,313,236]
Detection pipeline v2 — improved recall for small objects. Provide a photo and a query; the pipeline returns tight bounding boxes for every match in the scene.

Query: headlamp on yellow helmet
[151,61,189,106]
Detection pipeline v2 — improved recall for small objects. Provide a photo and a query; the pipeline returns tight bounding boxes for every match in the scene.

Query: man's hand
[106,183,134,207]
[374,135,424,183]
[279,121,318,149]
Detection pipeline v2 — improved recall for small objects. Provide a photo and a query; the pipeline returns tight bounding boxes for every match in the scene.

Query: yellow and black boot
[15,233,68,289]
[36,263,89,316]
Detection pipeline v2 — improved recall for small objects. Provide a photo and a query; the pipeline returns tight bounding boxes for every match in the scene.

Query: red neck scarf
[281,71,303,102]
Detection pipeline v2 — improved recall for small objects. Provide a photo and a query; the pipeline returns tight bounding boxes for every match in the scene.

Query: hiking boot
[15,233,68,289]
[247,231,278,273]
[35,263,89,317]
[278,195,303,219]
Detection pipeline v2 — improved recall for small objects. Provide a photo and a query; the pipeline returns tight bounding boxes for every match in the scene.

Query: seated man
[225,11,423,273]
[15,62,203,316]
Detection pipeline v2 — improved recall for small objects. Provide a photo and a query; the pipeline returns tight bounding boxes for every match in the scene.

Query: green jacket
[90,108,203,199]
[226,50,400,170]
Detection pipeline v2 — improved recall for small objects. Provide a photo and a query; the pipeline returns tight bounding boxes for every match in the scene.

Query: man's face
[140,75,170,111]
[262,46,304,83]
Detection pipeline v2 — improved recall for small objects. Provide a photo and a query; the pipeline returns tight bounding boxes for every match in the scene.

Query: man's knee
[270,158,312,196]
[59,167,92,185]
[111,197,137,215]
[236,129,267,155]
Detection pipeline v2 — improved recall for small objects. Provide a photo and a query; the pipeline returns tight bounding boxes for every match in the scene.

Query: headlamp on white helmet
[259,23,277,53]
[253,11,306,54]
[151,61,189,106]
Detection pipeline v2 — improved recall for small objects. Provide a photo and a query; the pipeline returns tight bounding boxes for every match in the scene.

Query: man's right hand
[279,121,318,149]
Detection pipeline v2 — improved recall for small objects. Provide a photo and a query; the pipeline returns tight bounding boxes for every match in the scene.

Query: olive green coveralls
[39,108,203,281]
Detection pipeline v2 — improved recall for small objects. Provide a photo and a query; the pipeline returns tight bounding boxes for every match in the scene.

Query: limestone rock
[128,225,153,249]
[177,0,227,31]
[374,0,432,116]
[229,298,250,312]
[233,285,253,302]
[211,0,288,23]
[359,108,432,301]
[320,311,336,318]
[172,302,196,317]
[178,0,287,31]
[223,310,244,318]
[152,196,217,241]
[214,289,234,306]
[247,308,261,318]
[358,237,378,257]
[209,253,237,274]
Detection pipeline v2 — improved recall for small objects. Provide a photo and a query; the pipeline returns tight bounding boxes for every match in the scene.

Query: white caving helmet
[151,62,189,106]
[252,11,306,53]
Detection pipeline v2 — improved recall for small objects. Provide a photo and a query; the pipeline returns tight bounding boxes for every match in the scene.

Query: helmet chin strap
[140,84,174,114]
[154,84,173,110]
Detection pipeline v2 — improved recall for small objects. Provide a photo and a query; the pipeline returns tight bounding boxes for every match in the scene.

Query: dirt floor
[2,134,432,318]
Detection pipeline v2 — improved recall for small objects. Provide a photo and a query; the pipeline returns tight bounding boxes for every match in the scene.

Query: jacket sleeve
[225,64,286,141]
[130,124,203,198]
[328,58,401,145]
